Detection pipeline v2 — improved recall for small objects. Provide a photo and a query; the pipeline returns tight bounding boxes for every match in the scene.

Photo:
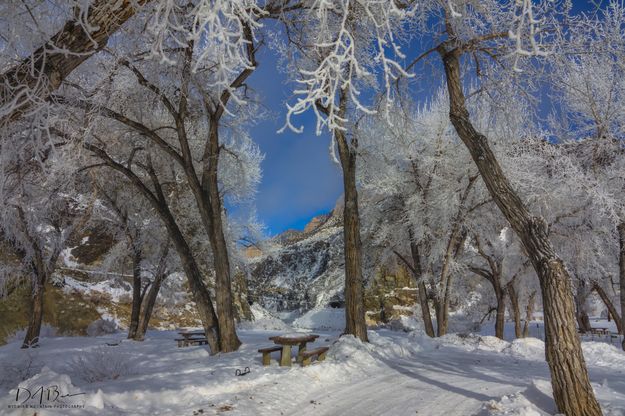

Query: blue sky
[245,0,601,236]
[245,46,342,236]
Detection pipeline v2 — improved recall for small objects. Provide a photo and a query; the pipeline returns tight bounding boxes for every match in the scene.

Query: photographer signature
[14,385,85,405]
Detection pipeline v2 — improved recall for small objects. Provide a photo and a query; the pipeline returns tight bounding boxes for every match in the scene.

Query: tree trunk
[135,243,170,341]
[336,130,368,342]
[167,221,221,353]
[418,281,435,337]
[507,281,522,338]
[22,278,45,348]
[435,220,468,337]
[127,247,143,339]
[408,237,435,337]
[619,223,625,349]
[435,300,448,337]
[1,0,149,125]
[135,274,164,341]
[439,46,601,416]
[576,305,592,334]
[523,290,536,338]
[436,236,459,337]
[199,120,241,352]
[145,168,221,352]
[575,280,592,333]
[592,283,622,334]
[495,290,505,340]
[471,266,505,339]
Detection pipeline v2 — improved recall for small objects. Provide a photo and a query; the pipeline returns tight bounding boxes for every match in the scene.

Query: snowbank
[86,319,118,337]
[238,304,290,331]
[482,379,556,415]
[1,366,104,415]
[292,307,345,331]
[582,342,625,368]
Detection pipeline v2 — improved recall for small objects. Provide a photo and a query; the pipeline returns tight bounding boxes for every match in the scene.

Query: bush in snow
[0,348,42,388]
[68,346,136,383]
[86,319,118,337]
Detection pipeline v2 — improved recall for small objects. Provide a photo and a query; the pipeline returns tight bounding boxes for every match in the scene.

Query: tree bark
[155,199,221,354]
[199,118,241,352]
[418,281,434,337]
[127,247,143,339]
[439,46,601,416]
[402,233,435,337]
[575,281,592,333]
[135,242,170,341]
[619,223,625,350]
[22,278,45,348]
[436,235,457,337]
[1,0,149,125]
[495,287,506,340]
[592,282,622,334]
[523,290,536,338]
[507,280,522,338]
[135,274,165,341]
[335,129,368,342]
[434,299,447,337]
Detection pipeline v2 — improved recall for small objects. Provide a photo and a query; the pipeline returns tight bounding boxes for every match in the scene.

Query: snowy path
[290,351,534,416]
[241,334,554,416]
[1,329,625,415]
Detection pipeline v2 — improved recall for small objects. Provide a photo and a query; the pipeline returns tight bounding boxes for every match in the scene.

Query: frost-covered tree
[0,0,150,125]
[90,176,174,341]
[280,0,418,343]
[0,139,92,348]
[50,1,262,351]
[359,91,491,337]
[415,3,602,413]
[547,2,625,349]
[51,20,265,351]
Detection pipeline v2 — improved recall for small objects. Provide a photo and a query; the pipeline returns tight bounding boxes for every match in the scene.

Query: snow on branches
[148,0,264,96]
[281,0,416,136]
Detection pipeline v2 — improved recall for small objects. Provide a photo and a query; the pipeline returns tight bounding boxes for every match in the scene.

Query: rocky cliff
[247,204,419,325]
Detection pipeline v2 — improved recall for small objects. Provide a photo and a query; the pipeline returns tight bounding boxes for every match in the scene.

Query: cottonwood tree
[548,2,625,348]
[71,1,272,352]
[53,25,264,352]
[281,0,418,342]
[90,176,173,341]
[0,0,151,126]
[71,125,224,352]
[0,140,92,348]
[0,0,274,126]
[465,232,509,340]
[358,92,491,337]
[421,3,602,413]
[556,138,625,337]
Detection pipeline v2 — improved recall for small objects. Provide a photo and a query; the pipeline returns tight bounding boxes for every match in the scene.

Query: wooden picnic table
[590,327,610,336]
[179,330,205,337]
[176,330,207,347]
[268,333,320,367]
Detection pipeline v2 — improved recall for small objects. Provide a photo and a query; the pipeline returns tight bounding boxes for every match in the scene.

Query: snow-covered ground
[1,315,624,416]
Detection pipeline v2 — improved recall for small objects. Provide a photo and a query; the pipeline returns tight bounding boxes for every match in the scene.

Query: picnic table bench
[175,330,208,347]
[589,327,610,337]
[259,333,321,367]
[300,346,329,366]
